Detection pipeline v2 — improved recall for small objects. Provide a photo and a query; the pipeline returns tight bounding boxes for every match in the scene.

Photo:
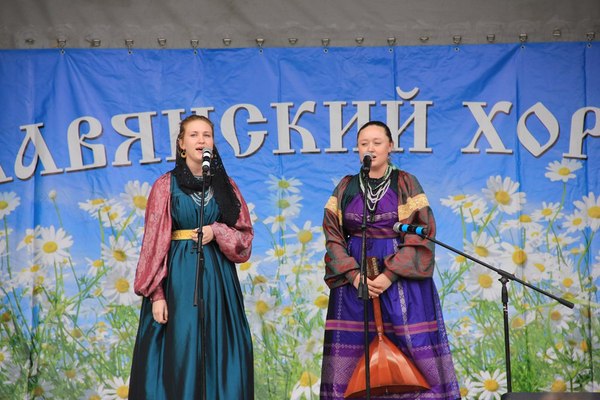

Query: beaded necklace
[190,176,214,207]
[359,165,392,221]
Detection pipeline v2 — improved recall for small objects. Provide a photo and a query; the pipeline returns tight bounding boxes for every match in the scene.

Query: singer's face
[178,119,214,167]
[357,125,392,174]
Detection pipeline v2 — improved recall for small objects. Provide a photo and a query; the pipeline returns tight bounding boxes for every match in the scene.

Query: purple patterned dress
[320,173,460,400]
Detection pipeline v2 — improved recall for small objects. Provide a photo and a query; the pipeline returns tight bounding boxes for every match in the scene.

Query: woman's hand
[201,225,214,244]
[192,226,215,245]
[352,273,392,298]
[369,274,392,297]
[152,299,168,324]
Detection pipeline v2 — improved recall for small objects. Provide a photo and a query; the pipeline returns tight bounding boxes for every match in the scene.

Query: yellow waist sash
[171,229,197,240]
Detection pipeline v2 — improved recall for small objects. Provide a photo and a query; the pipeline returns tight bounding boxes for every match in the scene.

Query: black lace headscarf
[172,115,241,227]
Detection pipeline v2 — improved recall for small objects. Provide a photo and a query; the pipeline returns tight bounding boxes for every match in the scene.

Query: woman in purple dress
[320,121,460,400]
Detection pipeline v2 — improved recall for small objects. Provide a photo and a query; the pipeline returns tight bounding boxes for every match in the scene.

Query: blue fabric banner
[0,43,598,398]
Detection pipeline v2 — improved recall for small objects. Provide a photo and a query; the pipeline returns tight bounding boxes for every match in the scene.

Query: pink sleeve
[133,174,172,301]
[211,179,254,263]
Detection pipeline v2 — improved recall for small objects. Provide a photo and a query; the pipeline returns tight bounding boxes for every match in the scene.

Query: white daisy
[102,266,137,306]
[500,213,543,233]
[548,232,578,249]
[285,242,316,259]
[566,330,596,361]
[532,202,562,222]
[120,180,151,217]
[264,245,287,263]
[525,228,546,250]
[298,270,330,300]
[547,305,575,332]
[545,159,582,182]
[279,257,308,285]
[295,329,323,363]
[482,176,526,215]
[101,235,138,270]
[463,231,501,262]
[99,201,127,229]
[441,193,477,211]
[0,346,12,370]
[0,236,6,258]
[574,192,600,231]
[250,273,271,289]
[0,191,20,219]
[284,221,321,247]
[1,359,24,384]
[561,211,587,233]
[30,379,55,399]
[103,376,130,400]
[459,377,478,400]
[247,202,259,224]
[244,292,278,332]
[510,310,536,330]
[465,265,502,301]
[290,371,320,400]
[593,252,600,280]
[528,252,555,281]
[451,316,482,342]
[79,197,110,215]
[263,214,288,233]
[568,244,586,257]
[16,227,40,252]
[33,226,73,266]
[82,386,110,400]
[308,231,326,254]
[14,263,46,288]
[582,380,600,392]
[276,304,298,328]
[60,360,87,384]
[461,197,491,225]
[85,257,105,277]
[448,250,471,272]
[306,292,329,322]
[236,257,261,283]
[551,261,580,299]
[498,242,545,282]
[471,369,507,400]
[545,375,568,392]
[273,194,303,217]
[537,346,559,364]
[267,174,302,194]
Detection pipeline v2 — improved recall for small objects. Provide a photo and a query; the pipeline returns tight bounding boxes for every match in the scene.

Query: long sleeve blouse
[133,173,254,301]
[322,169,436,289]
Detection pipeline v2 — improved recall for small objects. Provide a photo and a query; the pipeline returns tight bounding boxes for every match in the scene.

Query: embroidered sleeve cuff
[345,269,360,286]
[149,287,165,302]
[382,268,399,283]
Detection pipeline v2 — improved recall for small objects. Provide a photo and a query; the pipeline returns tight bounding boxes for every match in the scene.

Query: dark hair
[357,121,393,143]
[174,115,241,227]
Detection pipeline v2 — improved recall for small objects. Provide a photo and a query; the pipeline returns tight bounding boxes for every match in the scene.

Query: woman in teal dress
[129,115,254,399]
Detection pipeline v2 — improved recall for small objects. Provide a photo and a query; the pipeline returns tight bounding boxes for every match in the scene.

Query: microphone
[202,148,212,173]
[361,152,372,173]
[393,222,428,236]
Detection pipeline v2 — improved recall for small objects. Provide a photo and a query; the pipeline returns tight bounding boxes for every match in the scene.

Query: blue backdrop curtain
[0,42,598,399]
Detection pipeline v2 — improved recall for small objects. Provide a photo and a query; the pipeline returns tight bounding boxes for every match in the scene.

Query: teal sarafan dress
[130,176,254,399]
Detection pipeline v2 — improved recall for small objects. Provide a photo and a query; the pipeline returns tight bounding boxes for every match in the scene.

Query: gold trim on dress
[171,229,196,240]
[397,193,429,220]
[325,196,343,225]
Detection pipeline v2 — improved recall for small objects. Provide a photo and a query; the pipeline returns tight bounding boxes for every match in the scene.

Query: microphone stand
[411,230,574,394]
[358,164,372,400]
[193,170,208,400]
